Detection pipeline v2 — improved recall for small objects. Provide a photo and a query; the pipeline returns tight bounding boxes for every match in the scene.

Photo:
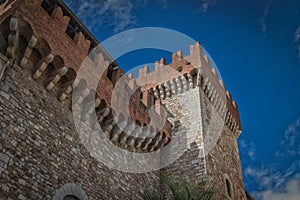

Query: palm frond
[143,190,163,200]
[144,175,217,200]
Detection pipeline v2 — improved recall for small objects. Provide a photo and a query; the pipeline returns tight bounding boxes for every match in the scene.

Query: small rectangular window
[107,66,114,81]
[140,92,143,100]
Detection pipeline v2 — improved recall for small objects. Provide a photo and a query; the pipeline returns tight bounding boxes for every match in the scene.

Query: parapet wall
[0,0,116,102]
[0,0,172,138]
[132,42,242,138]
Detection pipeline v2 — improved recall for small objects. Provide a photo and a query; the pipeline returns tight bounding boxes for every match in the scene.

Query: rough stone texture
[157,61,246,199]
[0,61,159,199]
[0,0,248,199]
[161,87,207,184]
[161,87,246,199]
[201,89,246,199]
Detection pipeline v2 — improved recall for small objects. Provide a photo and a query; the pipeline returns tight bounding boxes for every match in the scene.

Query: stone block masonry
[161,87,207,183]
[0,0,249,199]
[142,43,246,199]
[0,60,159,199]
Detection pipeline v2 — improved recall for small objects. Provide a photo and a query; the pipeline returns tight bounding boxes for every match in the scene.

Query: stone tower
[134,45,246,199]
[0,0,247,199]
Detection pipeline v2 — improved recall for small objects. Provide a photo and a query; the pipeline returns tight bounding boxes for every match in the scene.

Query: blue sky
[64,0,300,199]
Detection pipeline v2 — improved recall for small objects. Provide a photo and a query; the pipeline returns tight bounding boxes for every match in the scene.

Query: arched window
[63,195,80,200]
[107,65,114,81]
[53,183,88,200]
[225,178,232,198]
[140,92,143,100]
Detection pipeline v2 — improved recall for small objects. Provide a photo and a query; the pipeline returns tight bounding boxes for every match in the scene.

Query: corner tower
[136,42,246,199]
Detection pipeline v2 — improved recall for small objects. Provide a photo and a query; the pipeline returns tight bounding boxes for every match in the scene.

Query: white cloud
[194,0,217,12]
[259,0,273,38]
[295,26,300,59]
[64,0,218,33]
[156,0,169,9]
[68,0,137,33]
[239,139,256,160]
[64,0,170,33]
[285,118,300,145]
[247,149,255,159]
[254,174,300,200]
[276,117,300,157]
[245,162,300,198]
[295,27,300,42]
[245,167,269,180]
[245,166,276,189]
[245,118,300,198]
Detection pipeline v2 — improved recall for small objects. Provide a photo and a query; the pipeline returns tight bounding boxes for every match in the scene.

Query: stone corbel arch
[53,183,89,200]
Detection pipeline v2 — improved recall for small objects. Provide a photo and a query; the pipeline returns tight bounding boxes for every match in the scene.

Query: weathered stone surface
[0,0,247,199]
[0,60,159,199]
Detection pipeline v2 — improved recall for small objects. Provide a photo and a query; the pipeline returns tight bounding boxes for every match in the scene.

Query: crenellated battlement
[0,1,247,199]
[0,0,117,70]
[0,13,172,153]
[0,0,241,140]
[131,42,242,137]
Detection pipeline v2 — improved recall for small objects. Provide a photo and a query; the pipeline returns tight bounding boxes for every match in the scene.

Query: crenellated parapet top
[0,0,117,71]
[0,0,176,141]
[0,16,171,152]
[38,0,106,54]
[130,42,242,138]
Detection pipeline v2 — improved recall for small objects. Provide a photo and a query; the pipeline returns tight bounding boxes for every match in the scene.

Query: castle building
[0,0,248,199]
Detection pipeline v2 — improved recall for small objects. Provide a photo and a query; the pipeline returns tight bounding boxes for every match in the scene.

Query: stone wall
[201,89,246,200]
[159,79,246,199]
[152,58,245,199]
[161,87,207,184]
[205,130,246,200]
[0,56,159,199]
[0,0,248,199]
